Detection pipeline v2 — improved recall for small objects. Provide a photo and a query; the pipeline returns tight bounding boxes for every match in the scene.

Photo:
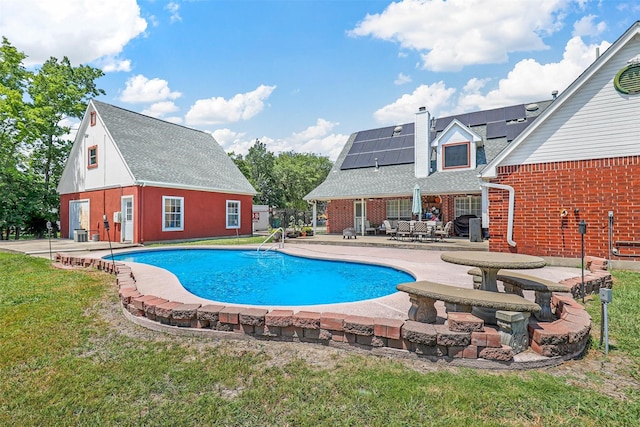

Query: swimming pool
[110,249,414,306]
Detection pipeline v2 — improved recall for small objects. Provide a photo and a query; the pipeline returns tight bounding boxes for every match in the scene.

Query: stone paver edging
[53,252,611,369]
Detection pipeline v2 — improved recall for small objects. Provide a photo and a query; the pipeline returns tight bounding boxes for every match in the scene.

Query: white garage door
[69,200,90,239]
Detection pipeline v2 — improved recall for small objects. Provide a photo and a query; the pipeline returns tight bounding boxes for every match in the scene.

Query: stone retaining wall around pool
[54,253,611,368]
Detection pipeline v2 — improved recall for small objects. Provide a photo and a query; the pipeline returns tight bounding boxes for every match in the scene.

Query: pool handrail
[257,227,285,252]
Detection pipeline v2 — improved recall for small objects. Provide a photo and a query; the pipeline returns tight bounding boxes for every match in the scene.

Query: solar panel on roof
[397,147,415,163]
[341,155,358,169]
[485,108,505,122]
[382,149,400,165]
[505,104,526,121]
[486,121,507,139]
[506,120,531,141]
[467,111,486,126]
[341,123,416,170]
[434,117,453,132]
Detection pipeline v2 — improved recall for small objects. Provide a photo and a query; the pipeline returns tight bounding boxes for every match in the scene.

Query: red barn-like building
[57,100,256,244]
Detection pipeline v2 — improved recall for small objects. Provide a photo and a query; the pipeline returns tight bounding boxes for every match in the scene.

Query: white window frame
[162,196,184,231]
[454,195,482,218]
[386,199,412,221]
[226,200,241,229]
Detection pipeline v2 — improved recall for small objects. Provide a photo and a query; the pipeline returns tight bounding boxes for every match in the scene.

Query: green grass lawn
[1,252,638,426]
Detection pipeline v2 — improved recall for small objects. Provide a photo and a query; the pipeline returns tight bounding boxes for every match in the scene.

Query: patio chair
[434,221,453,241]
[396,220,412,241]
[365,220,377,235]
[412,221,430,242]
[383,220,397,240]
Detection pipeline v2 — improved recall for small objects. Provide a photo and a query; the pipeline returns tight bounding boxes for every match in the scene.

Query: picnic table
[440,251,545,323]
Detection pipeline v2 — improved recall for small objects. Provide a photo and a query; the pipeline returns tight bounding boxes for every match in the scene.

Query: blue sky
[1,0,638,160]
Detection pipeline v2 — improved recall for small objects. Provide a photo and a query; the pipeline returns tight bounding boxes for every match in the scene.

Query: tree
[228,139,332,211]
[244,139,282,207]
[28,56,105,196]
[0,38,105,238]
[274,151,332,210]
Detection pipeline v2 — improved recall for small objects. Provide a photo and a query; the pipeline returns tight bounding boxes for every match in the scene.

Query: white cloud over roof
[119,75,182,103]
[185,85,276,125]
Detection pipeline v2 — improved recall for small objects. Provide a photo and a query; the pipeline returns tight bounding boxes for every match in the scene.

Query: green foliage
[1,252,640,425]
[0,38,104,238]
[229,139,332,209]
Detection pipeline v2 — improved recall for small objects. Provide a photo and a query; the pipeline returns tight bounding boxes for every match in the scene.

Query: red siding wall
[60,186,253,244]
[60,187,138,242]
[139,186,253,243]
[489,156,640,259]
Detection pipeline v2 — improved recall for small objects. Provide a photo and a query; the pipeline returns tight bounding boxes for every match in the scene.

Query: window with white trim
[226,200,240,228]
[443,141,470,169]
[454,196,481,218]
[162,196,184,231]
[386,199,412,221]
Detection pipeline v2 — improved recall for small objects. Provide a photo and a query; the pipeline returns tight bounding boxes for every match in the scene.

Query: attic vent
[614,63,640,95]
[525,103,539,112]
[393,125,403,135]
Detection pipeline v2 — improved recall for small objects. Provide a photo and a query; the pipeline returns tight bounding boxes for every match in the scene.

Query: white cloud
[97,57,132,73]
[349,0,570,71]
[166,2,182,23]
[185,85,276,125]
[394,72,412,85]
[289,119,345,160]
[373,82,456,124]
[0,0,147,66]
[119,75,182,103]
[211,129,251,153]
[572,15,606,37]
[141,101,180,118]
[456,36,612,111]
[215,119,346,161]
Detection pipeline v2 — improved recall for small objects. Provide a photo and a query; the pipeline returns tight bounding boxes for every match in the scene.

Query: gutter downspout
[481,182,516,247]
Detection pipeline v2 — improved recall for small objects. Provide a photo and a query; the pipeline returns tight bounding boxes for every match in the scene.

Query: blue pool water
[110,249,414,306]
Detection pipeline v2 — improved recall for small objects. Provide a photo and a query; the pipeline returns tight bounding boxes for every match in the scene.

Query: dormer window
[443,142,470,169]
[90,111,96,126]
[88,145,98,169]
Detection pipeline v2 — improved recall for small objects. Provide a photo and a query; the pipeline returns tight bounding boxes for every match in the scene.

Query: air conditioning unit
[113,211,122,223]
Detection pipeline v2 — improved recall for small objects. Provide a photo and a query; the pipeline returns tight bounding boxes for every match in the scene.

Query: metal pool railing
[257,227,284,252]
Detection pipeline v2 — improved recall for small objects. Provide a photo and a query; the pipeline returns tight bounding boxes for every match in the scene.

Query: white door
[69,200,89,239]
[354,201,366,234]
[121,196,134,242]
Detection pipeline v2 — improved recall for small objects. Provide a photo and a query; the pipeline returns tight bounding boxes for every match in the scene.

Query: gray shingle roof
[305,100,551,201]
[93,100,255,195]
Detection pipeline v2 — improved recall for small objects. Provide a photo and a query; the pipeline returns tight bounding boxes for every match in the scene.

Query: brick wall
[327,196,454,234]
[489,156,640,259]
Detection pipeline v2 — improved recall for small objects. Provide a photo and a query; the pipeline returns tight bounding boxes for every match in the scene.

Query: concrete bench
[396,280,540,324]
[468,268,571,321]
[342,228,357,239]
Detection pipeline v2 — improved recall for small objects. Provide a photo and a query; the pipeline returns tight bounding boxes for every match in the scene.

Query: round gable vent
[614,63,640,95]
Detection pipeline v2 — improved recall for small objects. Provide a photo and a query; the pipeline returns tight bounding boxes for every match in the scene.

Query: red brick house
[481,21,640,261]
[305,101,551,235]
[57,100,256,244]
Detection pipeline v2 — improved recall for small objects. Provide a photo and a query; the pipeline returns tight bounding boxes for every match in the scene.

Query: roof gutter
[481,182,516,247]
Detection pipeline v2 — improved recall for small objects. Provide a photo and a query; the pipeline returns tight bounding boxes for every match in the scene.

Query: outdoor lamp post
[103,214,115,264]
[46,221,52,260]
[578,219,587,303]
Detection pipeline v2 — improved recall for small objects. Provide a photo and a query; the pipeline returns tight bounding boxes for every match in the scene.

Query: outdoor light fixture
[578,219,587,303]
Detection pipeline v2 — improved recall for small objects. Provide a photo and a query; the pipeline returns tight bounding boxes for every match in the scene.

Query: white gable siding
[435,125,478,171]
[503,37,640,166]
[57,105,135,194]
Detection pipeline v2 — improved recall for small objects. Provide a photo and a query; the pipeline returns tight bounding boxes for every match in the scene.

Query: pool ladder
[257,227,285,252]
